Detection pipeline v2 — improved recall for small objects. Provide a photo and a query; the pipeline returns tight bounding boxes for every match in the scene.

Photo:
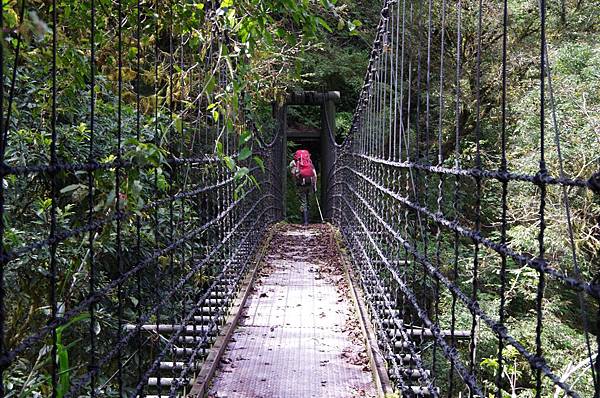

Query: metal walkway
[206,225,376,398]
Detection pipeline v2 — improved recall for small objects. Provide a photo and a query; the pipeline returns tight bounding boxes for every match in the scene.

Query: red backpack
[293,149,315,179]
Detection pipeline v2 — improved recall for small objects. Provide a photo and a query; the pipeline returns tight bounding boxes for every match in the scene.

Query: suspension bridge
[0,0,598,397]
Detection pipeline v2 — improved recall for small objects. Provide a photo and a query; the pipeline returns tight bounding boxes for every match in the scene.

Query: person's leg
[303,189,309,225]
[298,185,306,212]
[298,184,309,225]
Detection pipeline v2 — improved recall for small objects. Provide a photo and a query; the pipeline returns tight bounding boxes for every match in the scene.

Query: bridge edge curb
[330,224,394,398]
[186,224,280,398]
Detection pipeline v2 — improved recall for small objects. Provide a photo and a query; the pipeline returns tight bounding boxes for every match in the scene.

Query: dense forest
[0,0,598,396]
[295,2,599,394]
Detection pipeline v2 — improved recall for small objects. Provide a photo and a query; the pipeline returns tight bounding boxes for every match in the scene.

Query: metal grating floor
[207,226,376,398]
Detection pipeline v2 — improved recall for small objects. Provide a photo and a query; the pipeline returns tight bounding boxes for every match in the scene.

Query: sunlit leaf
[238,147,252,161]
[224,156,236,171]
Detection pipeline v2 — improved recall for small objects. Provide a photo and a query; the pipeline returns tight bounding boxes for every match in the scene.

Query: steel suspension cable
[49,0,59,394]
[332,0,600,396]
[0,1,283,396]
[88,0,97,394]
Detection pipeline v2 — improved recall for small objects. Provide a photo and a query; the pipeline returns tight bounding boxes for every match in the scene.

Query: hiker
[289,149,317,225]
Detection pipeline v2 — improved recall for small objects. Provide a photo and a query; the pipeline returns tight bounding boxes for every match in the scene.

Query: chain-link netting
[332,0,599,396]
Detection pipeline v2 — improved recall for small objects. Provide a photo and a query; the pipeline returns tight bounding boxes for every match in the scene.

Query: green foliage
[0,0,352,394]
[358,1,599,396]
[55,313,90,398]
[335,111,353,138]
[1,0,597,395]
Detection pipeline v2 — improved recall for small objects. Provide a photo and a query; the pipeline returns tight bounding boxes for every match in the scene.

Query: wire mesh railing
[0,1,282,397]
[332,0,600,396]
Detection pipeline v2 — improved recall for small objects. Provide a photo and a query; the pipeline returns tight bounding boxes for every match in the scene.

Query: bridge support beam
[274,102,288,219]
[321,97,337,220]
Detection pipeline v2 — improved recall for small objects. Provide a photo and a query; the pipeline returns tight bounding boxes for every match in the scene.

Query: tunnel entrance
[276,91,340,222]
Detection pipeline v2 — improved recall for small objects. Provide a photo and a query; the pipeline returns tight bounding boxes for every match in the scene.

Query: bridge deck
[206,225,377,398]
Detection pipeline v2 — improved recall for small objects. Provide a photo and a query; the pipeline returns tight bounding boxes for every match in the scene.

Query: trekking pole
[314,192,324,223]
